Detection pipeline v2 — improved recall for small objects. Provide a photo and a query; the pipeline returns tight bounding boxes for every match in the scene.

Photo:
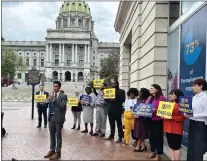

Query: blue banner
[179,96,193,116]
[179,5,207,147]
[80,95,92,104]
[132,103,154,118]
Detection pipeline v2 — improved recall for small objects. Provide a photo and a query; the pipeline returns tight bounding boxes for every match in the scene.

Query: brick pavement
[2,102,167,160]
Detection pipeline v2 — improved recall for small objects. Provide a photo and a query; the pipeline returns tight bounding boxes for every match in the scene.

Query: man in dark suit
[44,81,67,160]
[36,85,49,128]
[105,80,125,143]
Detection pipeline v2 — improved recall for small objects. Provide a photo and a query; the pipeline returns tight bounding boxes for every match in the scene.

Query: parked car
[1,78,14,87]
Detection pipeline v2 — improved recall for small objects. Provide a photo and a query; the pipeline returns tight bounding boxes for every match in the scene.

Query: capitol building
[2,1,119,82]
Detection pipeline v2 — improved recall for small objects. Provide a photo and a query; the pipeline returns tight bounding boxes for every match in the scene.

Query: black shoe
[44,125,47,128]
[37,125,41,128]
[71,124,76,129]
[105,136,114,140]
[115,138,122,143]
[81,130,88,133]
[91,133,99,136]
[76,125,80,130]
[89,130,93,135]
[100,133,105,137]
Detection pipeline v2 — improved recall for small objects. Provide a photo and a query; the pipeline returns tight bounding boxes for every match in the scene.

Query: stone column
[87,45,90,63]
[62,44,65,66]
[46,44,49,65]
[59,44,62,66]
[50,44,52,63]
[72,44,75,62]
[84,44,87,63]
[61,18,63,28]
[75,44,78,63]
[68,15,70,27]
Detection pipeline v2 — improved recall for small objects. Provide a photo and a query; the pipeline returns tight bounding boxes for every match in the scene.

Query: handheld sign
[35,94,46,103]
[179,96,193,116]
[157,101,175,119]
[80,95,92,104]
[104,88,115,99]
[93,79,104,89]
[68,98,79,107]
[132,103,154,118]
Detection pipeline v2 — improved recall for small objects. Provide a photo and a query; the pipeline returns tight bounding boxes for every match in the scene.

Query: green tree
[99,54,119,81]
[2,47,27,78]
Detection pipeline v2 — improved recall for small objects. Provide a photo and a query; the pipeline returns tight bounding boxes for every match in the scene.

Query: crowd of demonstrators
[35,78,207,161]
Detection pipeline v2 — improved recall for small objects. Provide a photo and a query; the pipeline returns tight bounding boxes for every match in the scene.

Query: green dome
[59,1,91,15]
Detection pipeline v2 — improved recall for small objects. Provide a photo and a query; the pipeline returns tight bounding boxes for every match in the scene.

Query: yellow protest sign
[156,101,175,119]
[67,98,79,107]
[93,79,104,88]
[104,88,115,99]
[35,95,46,103]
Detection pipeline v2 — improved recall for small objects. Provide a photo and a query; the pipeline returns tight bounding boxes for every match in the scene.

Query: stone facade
[114,1,168,94]
[2,1,119,82]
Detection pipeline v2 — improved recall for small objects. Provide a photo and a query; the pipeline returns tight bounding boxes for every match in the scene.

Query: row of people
[71,79,207,161]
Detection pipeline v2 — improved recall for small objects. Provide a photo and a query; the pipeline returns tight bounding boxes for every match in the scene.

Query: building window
[34,53,36,56]
[55,55,59,58]
[93,51,95,54]
[93,56,95,60]
[78,19,83,27]
[100,60,104,66]
[41,53,43,56]
[33,59,37,66]
[71,18,75,26]
[17,73,22,79]
[93,62,95,66]
[27,53,29,55]
[63,18,67,27]
[101,54,103,57]
[79,60,84,66]
[55,59,59,66]
[67,60,71,66]
[26,59,29,66]
[41,59,44,67]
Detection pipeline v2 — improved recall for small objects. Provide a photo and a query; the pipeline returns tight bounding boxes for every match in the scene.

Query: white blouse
[191,91,207,125]
[124,99,137,111]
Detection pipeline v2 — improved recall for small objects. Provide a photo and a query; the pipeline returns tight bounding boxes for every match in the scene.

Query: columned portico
[49,43,52,63]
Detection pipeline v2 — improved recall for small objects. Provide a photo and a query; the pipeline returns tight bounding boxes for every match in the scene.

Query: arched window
[71,18,75,26]
[63,18,67,27]
[78,19,83,27]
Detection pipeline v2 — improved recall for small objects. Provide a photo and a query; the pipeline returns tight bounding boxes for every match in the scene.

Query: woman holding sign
[164,89,186,161]
[186,79,207,161]
[123,88,138,145]
[134,88,150,152]
[71,91,82,130]
[81,87,96,135]
[146,84,166,161]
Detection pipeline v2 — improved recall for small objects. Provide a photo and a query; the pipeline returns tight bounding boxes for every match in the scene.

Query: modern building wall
[115,1,207,160]
[115,1,168,94]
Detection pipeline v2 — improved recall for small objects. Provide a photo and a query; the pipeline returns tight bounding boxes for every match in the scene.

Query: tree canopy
[99,53,119,81]
[2,47,27,78]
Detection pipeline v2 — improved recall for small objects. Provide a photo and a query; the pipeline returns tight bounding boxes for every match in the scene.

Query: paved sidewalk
[2,102,162,160]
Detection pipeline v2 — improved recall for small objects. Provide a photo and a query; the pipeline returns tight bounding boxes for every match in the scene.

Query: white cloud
[2,1,119,42]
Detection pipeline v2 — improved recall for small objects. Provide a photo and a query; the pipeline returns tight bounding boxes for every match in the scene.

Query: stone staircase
[2,82,85,101]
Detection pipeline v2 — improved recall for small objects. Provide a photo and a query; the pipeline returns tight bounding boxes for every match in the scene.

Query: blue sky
[2,1,120,42]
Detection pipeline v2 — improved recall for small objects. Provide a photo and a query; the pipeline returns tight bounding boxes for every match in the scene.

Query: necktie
[55,93,57,98]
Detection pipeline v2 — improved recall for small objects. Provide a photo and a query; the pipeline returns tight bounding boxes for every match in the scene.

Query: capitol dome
[59,1,91,16]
